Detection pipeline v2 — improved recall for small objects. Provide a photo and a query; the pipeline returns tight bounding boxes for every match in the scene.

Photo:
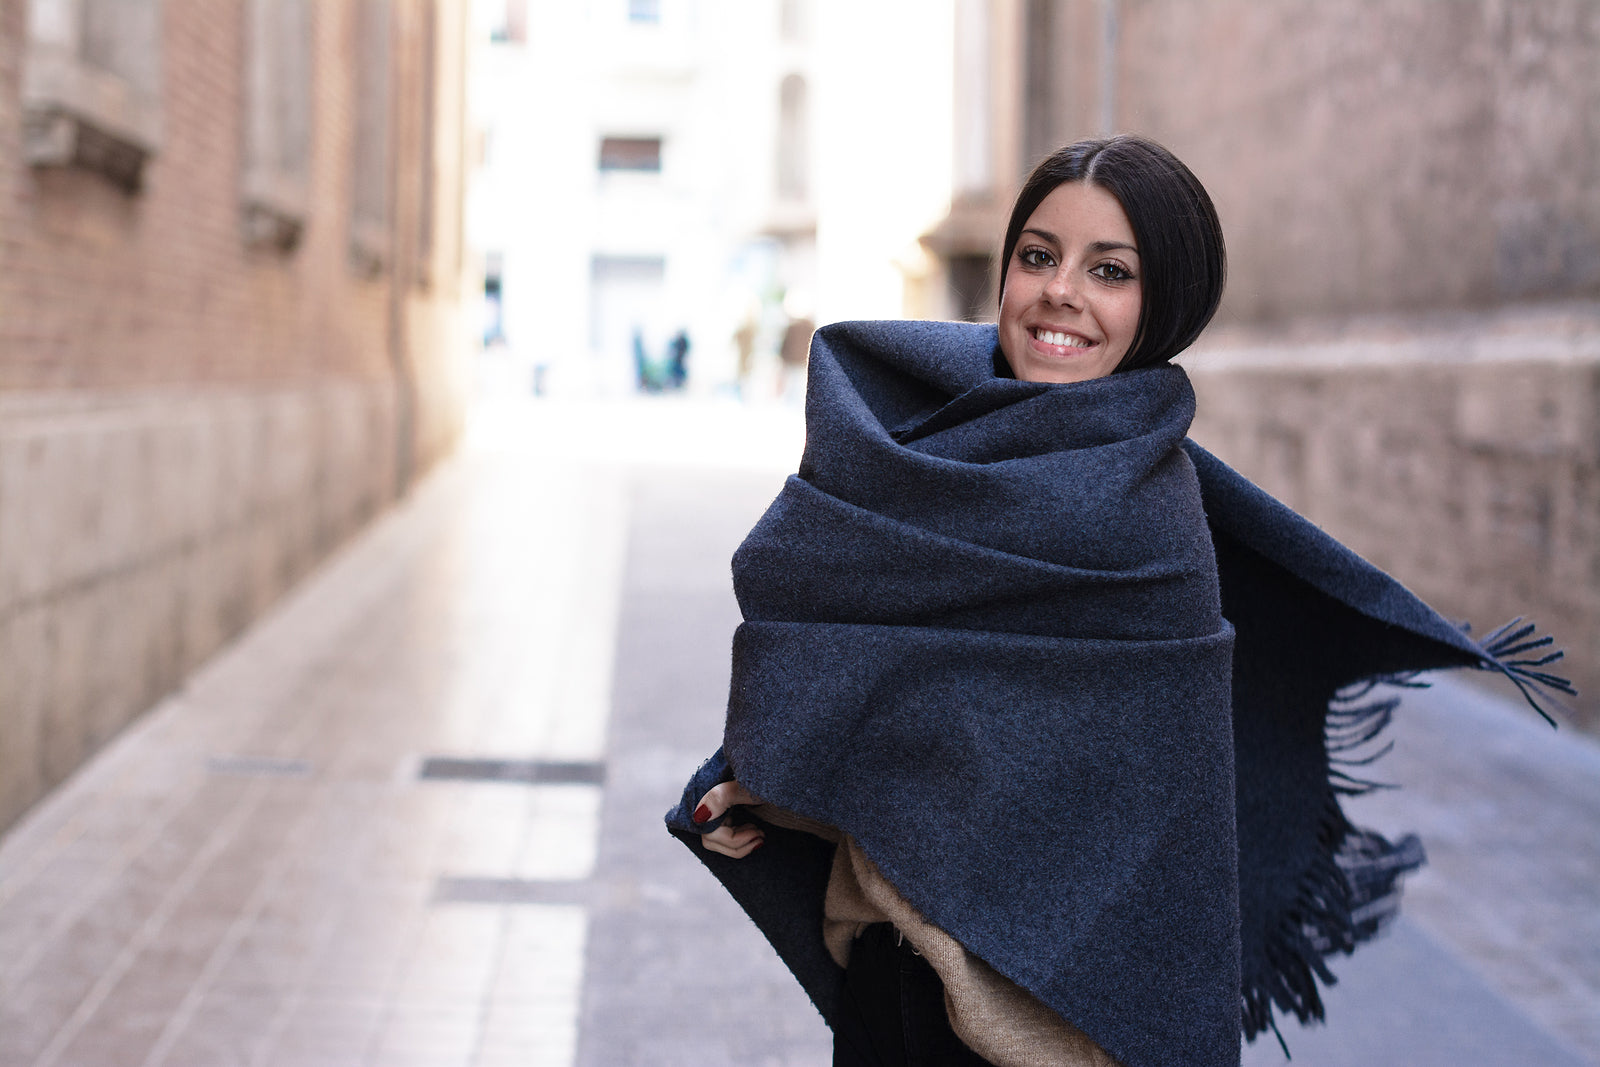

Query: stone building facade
[0,0,472,831]
[923,0,1600,728]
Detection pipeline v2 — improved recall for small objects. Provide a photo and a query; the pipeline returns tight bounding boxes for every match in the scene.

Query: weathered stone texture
[1108,0,1600,322]
[0,0,469,832]
[0,385,398,827]
[1187,308,1600,730]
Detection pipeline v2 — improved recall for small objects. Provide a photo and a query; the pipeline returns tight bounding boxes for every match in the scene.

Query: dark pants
[832,923,994,1067]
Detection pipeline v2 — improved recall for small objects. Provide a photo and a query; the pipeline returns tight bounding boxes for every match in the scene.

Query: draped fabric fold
[666,320,1569,1067]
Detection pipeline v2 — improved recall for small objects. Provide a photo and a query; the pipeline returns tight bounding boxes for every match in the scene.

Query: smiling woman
[997,136,1227,378]
[997,181,1143,383]
[666,135,1568,1067]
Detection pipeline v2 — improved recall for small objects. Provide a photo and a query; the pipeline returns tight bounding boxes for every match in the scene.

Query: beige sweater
[753,805,1123,1067]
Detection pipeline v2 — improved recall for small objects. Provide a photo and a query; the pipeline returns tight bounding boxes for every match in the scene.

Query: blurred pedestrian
[667,329,691,390]
[633,327,664,393]
[668,136,1568,1067]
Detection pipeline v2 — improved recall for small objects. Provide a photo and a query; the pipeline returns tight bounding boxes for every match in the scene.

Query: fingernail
[693,804,712,824]
[750,839,764,852]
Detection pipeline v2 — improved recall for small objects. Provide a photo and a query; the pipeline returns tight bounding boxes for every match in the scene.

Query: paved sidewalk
[576,469,832,1067]
[1237,669,1600,1066]
[0,394,808,1067]
[0,397,640,1067]
[0,392,1594,1066]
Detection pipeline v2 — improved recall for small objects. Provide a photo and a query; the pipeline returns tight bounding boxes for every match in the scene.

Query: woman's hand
[694,780,766,858]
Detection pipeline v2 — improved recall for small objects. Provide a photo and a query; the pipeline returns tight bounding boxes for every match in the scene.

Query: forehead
[1023,182,1136,247]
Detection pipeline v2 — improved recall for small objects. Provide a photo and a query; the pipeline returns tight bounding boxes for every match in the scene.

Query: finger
[702,823,763,850]
[701,826,766,859]
[699,822,765,855]
[694,779,761,824]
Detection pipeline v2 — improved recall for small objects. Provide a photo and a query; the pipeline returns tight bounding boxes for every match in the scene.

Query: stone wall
[1113,0,1600,323]
[1186,305,1600,731]
[0,0,470,832]
[0,385,396,823]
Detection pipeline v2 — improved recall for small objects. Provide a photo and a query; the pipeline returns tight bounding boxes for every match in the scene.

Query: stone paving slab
[576,470,831,1067]
[1340,673,1600,1063]
[0,399,645,1067]
[1241,918,1589,1067]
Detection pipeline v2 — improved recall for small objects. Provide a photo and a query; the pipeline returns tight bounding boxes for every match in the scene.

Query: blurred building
[920,0,1600,729]
[0,0,473,831]
[466,0,950,396]
[468,0,807,396]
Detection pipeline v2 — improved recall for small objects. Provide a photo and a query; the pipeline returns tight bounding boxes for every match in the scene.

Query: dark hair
[999,135,1226,372]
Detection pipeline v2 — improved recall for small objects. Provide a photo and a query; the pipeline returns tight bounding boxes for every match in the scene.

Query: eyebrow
[1020,228,1139,256]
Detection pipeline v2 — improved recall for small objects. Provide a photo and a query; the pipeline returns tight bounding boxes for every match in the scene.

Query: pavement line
[419,756,607,785]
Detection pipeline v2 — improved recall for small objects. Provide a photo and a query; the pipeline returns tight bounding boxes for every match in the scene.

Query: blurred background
[5,0,1599,830]
[0,2,1597,1064]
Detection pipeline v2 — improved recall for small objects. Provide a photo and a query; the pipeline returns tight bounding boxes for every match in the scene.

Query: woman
[666,136,1566,1067]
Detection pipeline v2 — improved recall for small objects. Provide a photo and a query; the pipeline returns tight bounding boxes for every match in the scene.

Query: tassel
[1241,676,1427,1049]
[1322,674,1423,794]
[1268,1014,1291,1060]
[1471,618,1575,727]
[1245,617,1569,1050]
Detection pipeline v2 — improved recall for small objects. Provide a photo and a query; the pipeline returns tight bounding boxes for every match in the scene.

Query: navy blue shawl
[666,320,1567,1067]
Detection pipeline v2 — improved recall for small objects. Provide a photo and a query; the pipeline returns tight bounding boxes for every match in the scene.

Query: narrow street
[0,395,1594,1067]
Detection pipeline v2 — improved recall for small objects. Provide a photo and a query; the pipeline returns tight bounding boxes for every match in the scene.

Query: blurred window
[241,0,312,250]
[350,0,393,275]
[953,0,992,195]
[628,0,662,24]
[777,74,808,200]
[599,137,663,172]
[416,0,439,285]
[22,0,163,191]
[489,0,528,43]
[780,0,808,42]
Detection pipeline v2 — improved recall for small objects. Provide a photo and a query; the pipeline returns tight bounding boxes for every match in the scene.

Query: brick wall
[0,0,469,832]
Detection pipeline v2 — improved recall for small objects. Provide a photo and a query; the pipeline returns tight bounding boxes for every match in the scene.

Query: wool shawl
[665,320,1569,1067]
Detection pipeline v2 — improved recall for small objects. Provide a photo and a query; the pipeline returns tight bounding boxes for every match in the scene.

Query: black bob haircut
[999,135,1227,372]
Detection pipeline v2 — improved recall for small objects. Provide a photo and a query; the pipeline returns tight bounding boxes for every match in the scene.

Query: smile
[1032,328,1094,349]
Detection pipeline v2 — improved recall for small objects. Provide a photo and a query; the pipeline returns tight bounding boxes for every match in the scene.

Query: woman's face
[998,181,1142,384]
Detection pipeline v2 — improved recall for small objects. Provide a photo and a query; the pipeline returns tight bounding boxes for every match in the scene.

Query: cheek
[998,284,1025,334]
[1112,288,1143,339]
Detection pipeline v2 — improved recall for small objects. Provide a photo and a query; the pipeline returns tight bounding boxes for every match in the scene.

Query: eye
[1090,262,1135,282]
[1017,246,1056,269]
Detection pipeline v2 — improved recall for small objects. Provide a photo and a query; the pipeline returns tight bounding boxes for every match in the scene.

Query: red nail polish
[750,839,764,852]
[693,804,712,824]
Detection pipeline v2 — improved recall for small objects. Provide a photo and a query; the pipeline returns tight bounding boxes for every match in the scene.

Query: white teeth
[1035,329,1090,349]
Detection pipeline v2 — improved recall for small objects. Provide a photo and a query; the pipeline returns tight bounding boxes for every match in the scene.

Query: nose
[1043,265,1080,307]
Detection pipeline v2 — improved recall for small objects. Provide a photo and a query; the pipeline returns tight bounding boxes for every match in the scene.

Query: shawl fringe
[1245,617,1571,1049]
[1472,618,1575,726]
[1241,676,1426,1047]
